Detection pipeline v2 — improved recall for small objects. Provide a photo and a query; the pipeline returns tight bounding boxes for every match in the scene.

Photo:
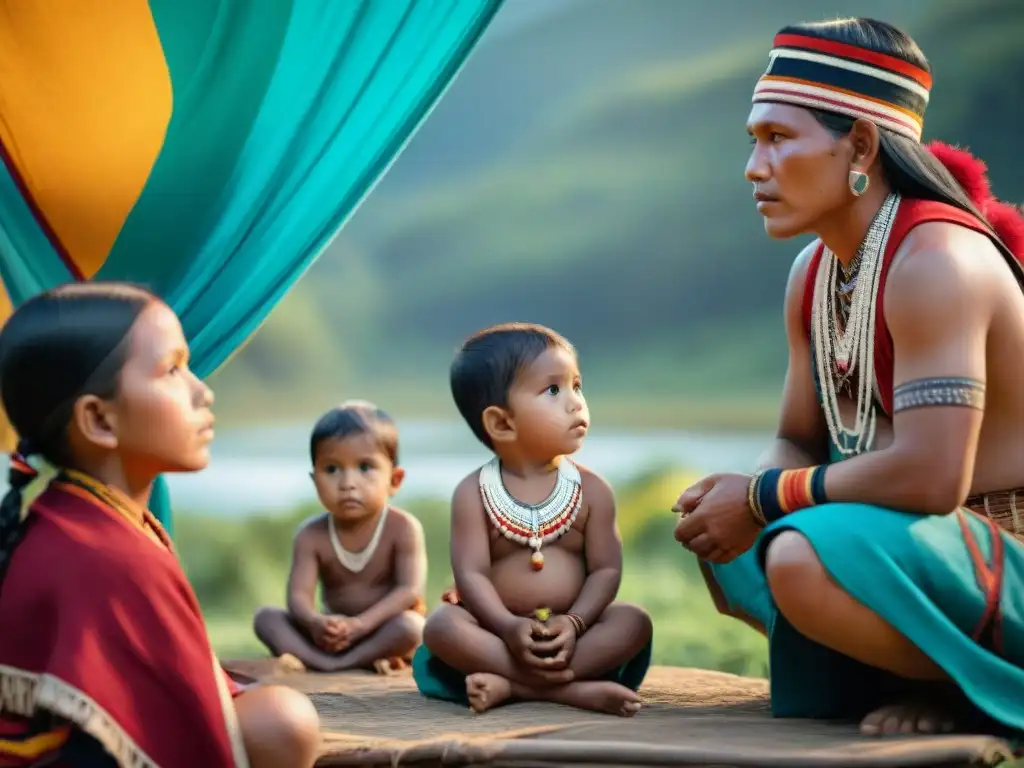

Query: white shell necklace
[811,192,900,457]
[478,456,583,571]
[327,505,389,573]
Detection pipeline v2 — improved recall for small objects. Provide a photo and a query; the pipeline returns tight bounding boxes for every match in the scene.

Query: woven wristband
[747,470,768,527]
[757,466,829,523]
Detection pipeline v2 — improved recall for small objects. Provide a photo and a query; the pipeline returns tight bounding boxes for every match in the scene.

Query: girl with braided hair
[0,283,319,767]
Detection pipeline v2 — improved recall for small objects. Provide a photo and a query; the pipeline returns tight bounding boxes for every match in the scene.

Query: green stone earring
[848,170,870,197]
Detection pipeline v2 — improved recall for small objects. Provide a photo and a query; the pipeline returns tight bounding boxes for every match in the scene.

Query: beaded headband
[752,32,932,142]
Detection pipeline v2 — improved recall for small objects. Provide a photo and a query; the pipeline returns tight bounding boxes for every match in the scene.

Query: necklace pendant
[478,457,583,564]
[836,359,849,374]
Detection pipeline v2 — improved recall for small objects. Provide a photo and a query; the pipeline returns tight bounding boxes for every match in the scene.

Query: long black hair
[0,282,156,584]
[783,18,1024,283]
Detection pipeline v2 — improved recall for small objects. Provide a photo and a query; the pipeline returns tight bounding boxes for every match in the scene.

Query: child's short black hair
[450,322,576,449]
[309,400,399,466]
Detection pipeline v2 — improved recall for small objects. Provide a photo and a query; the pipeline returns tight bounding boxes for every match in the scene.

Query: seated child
[254,401,427,674]
[413,323,653,716]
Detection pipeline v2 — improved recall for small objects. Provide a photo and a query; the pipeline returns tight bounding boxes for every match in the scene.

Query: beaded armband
[892,377,985,413]
[748,466,829,525]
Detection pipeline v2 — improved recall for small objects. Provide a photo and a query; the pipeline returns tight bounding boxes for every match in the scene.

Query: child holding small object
[413,323,652,716]
[254,401,427,674]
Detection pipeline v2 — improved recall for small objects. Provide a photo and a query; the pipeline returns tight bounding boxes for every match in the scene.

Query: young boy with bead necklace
[253,401,427,674]
[412,323,653,716]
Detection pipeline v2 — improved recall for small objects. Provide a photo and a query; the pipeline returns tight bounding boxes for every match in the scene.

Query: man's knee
[764,530,828,623]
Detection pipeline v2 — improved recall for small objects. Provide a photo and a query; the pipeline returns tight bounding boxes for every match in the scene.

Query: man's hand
[673,473,761,563]
[531,615,578,669]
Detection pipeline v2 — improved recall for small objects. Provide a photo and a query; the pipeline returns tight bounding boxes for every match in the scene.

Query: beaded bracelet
[755,466,829,523]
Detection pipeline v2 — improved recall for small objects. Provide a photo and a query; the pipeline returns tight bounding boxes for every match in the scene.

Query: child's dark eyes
[546,384,560,396]
[321,462,376,474]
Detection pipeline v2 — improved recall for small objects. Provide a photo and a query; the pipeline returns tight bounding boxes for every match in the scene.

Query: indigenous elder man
[673,17,1024,737]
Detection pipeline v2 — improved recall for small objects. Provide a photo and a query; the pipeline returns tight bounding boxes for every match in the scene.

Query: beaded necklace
[478,457,582,571]
[811,193,900,457]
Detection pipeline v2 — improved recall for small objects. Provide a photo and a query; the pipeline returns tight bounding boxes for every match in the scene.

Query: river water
[163,420,770,516]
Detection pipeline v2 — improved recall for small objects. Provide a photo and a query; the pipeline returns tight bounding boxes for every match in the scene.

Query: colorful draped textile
[0,481,247,766]
[0,0,505,531]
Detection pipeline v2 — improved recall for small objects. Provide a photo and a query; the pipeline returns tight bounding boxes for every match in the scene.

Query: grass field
[179,465,769,678]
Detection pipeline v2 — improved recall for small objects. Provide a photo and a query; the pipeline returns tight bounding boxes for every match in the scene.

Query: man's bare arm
[450,474,519,637]
[286,523,323,631]
[567,470,622,629]
[354,513,427,634]
[822,232,992,513]
[758,241,830,470]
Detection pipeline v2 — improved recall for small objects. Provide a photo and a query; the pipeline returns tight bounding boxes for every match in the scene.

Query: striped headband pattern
[752,33,932,142]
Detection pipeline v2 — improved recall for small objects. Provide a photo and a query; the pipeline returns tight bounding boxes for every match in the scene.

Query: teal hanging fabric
[0,0,505,531]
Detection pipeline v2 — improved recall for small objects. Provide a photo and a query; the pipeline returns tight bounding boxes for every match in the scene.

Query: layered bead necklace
[811,193,900,457]
[478,456,583,571]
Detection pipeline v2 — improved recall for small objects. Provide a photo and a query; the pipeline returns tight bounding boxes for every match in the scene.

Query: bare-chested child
[253,401,427,674]
[412,323,653,716]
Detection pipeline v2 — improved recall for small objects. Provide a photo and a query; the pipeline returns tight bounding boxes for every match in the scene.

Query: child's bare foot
[274,653,307,674]
[372,657,408,676]
[466,673,513,713]
[504,679,641,717]
[860,701,956,736]
[568,681,642,717]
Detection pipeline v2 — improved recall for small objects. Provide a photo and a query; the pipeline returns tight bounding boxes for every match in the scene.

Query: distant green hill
[211,0,1024,426]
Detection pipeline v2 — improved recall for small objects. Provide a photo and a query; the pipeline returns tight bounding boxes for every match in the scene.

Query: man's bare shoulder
[887,223,997,307]
[894,220,1005,283]
[882,222,1004,351]
[789,238,820,286]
